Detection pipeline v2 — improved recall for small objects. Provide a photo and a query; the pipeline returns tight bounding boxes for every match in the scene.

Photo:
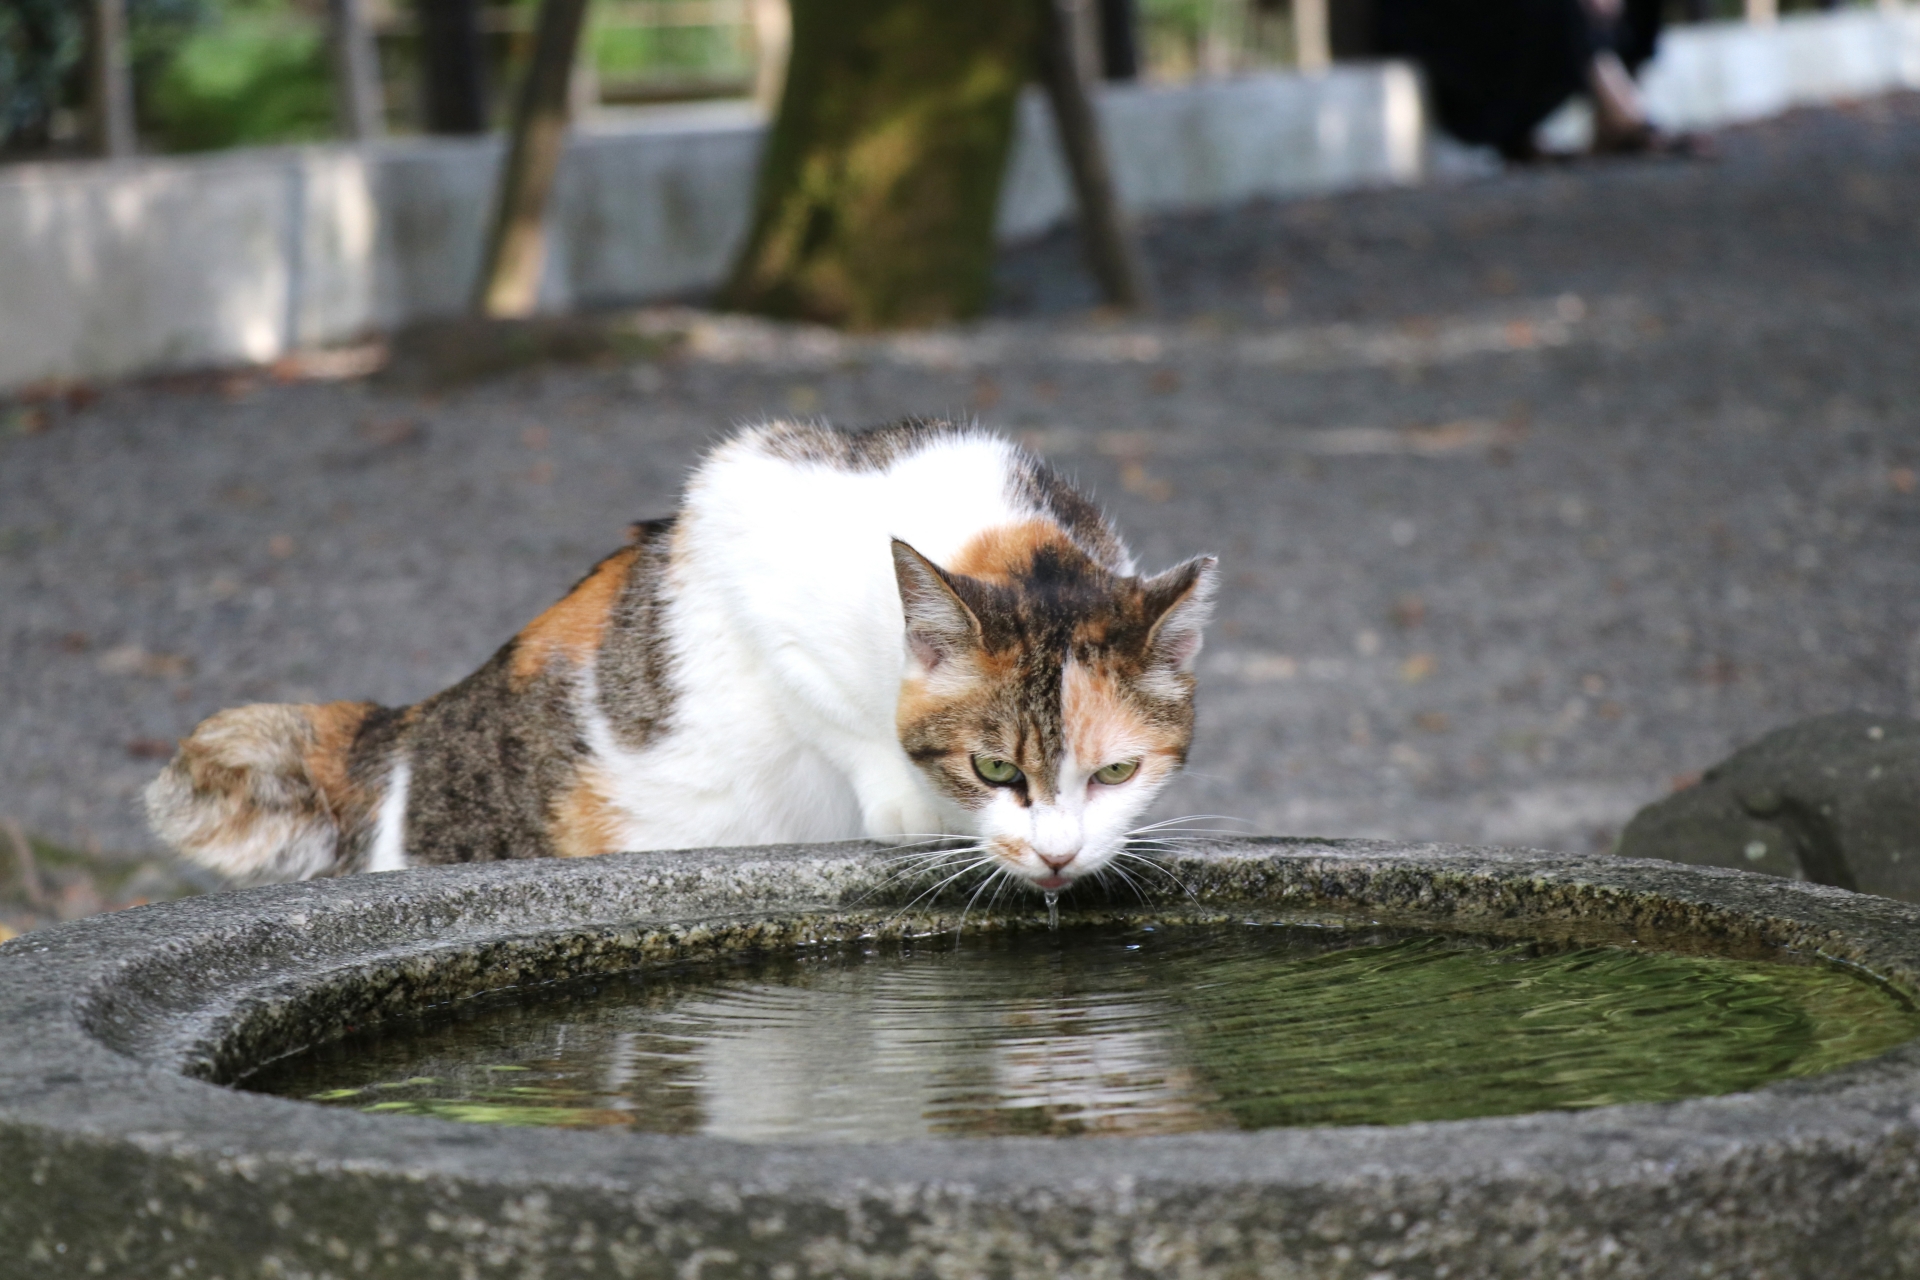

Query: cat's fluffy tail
[145,701,383,884]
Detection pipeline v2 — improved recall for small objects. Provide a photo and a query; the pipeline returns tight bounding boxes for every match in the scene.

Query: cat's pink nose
[1037,850,1077,872]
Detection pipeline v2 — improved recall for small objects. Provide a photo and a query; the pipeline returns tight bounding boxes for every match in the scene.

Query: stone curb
[2,838,1918,1278]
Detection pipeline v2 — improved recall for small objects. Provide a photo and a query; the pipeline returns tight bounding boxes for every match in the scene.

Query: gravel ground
[5,95,1919,922]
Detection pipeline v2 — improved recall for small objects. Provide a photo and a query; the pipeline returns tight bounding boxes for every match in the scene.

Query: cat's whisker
[1120,832,1247,846]
[871,834,977,853]
[1126,814,1253,835]
[982,871,1016,920]
[1128,825,1251,836]
[956,865,1008,936]
[872,846,984,875]
[898,852,994,901]
[1100,860,1154,907]
[869,841,987,871]
[1110,847,1202,903]
[870,849,996,922]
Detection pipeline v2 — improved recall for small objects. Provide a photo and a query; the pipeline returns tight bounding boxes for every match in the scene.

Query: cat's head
[891,532,1216,892]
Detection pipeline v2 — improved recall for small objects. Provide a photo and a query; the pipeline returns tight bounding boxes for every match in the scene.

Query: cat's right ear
[891,540,983,675]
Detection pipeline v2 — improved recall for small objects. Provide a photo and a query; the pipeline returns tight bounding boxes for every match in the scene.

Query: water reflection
[247,923,1920,1138]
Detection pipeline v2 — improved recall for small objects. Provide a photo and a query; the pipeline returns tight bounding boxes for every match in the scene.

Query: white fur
[365,757,411,872]
[972,657,1183,889]
[575,426,1187,891]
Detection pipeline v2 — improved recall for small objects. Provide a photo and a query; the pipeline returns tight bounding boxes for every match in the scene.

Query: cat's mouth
[991,837,1086,892]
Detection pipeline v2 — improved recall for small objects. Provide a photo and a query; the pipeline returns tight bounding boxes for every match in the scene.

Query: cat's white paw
[860,791,948,841]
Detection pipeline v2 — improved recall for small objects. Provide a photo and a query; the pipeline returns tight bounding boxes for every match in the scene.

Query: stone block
[1617,710,1920,902]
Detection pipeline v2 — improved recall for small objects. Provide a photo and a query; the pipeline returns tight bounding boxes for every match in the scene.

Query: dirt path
[5,95,1918,929]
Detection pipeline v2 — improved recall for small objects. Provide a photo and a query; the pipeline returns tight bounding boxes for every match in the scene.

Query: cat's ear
[891,539,983,675]
[1141,556,1219,674]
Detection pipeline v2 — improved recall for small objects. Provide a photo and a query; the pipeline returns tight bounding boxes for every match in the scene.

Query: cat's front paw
[860,793,949,841]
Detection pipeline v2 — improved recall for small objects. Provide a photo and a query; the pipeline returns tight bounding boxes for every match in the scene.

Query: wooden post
[472,0,592,318]
[1294,0,1330,72]
[1745,0,1777,23]
[419,0,491,133]
[328,0,386,140]
[88,0,136,158]
[1036,0,1148,310]
[750,0,791,112]
[1096,0,1140,80]
[1061,0,1102,85]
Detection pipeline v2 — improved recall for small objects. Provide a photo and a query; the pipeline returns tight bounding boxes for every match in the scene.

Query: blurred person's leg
[1375,0,1589,158]
[1586,0,1707,154]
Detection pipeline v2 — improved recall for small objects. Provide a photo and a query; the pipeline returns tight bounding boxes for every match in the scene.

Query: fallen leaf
[97,645,194,680]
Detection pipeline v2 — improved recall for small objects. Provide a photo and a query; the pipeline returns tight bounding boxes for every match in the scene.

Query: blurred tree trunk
[87,0,136,157]
[328,0,386,140]
[1036,0,1146,308]
[721,0,1040,329]
[473,0,591,316]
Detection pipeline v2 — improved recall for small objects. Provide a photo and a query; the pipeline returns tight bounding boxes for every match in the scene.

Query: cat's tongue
[1034,874,1071,891]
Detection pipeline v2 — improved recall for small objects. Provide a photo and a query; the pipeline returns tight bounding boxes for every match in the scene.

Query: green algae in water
[244,923,1920,1140]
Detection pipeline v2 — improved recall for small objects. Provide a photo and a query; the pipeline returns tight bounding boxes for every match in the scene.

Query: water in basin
[244,921,1920,1139]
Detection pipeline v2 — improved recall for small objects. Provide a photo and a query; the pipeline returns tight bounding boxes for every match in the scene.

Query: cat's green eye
[973,755,1023,785]
[1093,760,1140,785]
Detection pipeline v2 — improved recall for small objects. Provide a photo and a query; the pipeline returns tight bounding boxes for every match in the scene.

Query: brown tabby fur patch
[303,700,374,818]
[511,545,640,685]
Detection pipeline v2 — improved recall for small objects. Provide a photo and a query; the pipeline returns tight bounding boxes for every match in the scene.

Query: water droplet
[1044,891,1059,931]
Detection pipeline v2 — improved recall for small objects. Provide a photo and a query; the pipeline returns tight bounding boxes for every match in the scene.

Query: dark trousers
[1375,0,1662,154]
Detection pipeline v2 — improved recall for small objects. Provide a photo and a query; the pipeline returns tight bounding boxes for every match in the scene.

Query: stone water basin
[3,838,1920,1278]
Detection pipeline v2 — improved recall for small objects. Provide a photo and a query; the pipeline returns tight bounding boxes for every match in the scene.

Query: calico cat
[146,419,1217,894]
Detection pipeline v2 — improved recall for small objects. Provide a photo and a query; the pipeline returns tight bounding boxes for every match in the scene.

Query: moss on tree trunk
[721,0,1039,329]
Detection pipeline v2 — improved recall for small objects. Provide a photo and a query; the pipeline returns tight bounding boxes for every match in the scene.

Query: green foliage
[143,0,334,151]
[591,22,751,86]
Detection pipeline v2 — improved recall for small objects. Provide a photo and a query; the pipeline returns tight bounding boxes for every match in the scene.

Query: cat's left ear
[1141,556,1219,674]
[892,539,984,675]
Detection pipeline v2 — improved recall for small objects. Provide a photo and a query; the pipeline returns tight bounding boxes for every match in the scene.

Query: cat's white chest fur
[583,433,1038,849]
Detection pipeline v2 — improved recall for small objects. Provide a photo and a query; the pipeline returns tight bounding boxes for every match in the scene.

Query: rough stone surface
[3,839,1920,1278]
[1617,710,1920,900]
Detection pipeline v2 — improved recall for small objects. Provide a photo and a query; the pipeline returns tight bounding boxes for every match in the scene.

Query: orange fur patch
[1063,659,1182,777]
[551,764,622,859]
[948,519,1077,584]
[300,701,375,821]
[511,546,638,685]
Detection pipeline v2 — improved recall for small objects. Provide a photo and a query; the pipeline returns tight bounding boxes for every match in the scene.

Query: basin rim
[4,836,1920,1272]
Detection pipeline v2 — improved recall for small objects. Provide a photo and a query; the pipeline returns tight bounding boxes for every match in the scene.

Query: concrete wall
[1644,6,1920,129]
[0,66,1421,390]
[2,5,1916,390]
[1536,5,1920,148]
